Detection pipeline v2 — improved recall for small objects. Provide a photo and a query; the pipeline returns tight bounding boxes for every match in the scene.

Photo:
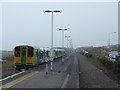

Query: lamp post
[45,9,60,73]
[65,36,71,48]
[45,10,60,48]
[59,28,67,62]
[59,28,67,47]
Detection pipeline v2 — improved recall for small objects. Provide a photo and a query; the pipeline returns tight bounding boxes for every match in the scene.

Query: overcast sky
[1,2,118,50]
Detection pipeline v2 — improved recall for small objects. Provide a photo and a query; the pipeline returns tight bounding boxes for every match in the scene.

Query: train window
[28,47,33,57]
[40,51,43,59]
[15,47,20,57]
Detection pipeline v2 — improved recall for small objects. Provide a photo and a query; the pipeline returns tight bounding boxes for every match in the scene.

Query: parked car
[108,51,119,59]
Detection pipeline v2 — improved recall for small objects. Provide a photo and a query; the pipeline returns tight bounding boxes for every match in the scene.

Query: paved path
[76,52,119,88]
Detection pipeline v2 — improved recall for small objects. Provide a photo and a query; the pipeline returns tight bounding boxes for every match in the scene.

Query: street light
[59,28,67,47]
[45,9,60,73]
[45,10,60,48]
[65,36,71,48]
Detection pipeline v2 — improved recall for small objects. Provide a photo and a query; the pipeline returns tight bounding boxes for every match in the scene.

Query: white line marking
[61,74,69,88]
[0,70,25,82]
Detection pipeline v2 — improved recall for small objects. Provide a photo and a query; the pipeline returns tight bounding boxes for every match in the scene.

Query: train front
[14,45,35,70]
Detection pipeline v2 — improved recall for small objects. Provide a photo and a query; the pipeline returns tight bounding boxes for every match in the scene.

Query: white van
[108,51,119,59]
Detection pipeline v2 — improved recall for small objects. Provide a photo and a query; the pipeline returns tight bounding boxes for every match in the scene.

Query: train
[14,45,65,70]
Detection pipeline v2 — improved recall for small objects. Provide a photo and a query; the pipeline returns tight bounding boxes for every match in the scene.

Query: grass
[2,56,15,72]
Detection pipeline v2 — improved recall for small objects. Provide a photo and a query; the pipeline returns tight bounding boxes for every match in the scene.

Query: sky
[0,2,118,50]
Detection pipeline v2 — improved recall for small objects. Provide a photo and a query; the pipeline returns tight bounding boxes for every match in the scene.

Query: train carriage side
[39,48,47,63]
[54,49,65,59]
[44,48,50,62]
[32,46,41,66]
[39,48,44,63]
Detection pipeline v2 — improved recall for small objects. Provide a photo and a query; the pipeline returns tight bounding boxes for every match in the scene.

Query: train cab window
[15,47,20,57]
[28,47,33,57]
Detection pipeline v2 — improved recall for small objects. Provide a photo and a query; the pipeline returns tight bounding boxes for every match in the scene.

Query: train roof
[14,44,33,47]
[14,45,65,51]
[44,47,50,51]
[14,45,40,49]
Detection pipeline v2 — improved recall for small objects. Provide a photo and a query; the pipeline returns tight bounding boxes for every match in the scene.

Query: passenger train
[14,45,65,70]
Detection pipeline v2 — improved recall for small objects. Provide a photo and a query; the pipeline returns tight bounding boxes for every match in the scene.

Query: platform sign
[49,48,55,61]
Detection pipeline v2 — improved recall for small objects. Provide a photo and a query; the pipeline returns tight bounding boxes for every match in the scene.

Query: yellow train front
[14,45,42,70]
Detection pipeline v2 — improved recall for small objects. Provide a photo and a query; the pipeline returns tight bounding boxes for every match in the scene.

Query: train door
[21,46,26,65]
[43,49,46,62]
[36,50,39,65]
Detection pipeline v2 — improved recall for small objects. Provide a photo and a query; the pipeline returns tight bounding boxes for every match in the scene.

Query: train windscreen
[15,47,20,57]
[28,47,33,57]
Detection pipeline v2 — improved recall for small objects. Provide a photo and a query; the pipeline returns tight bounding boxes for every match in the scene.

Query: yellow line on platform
[2,71,39,89]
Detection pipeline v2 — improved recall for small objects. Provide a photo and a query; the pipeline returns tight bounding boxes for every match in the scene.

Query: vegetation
[83,52,120,84]
[2,56,15,71]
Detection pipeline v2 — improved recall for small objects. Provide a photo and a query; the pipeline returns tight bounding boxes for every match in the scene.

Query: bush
[112,67,120,74]
[98,54,106,64]
[105,60,114,69]
[114,62,120,68]
[97,54,114,69]
[86,53,93,58]
[98,54,120,71]
[99,57,106,65]
[98,54,106,60]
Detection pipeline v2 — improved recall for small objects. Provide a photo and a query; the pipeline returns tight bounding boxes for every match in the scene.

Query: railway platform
[3,71,67,88]
[2,52,79,89]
